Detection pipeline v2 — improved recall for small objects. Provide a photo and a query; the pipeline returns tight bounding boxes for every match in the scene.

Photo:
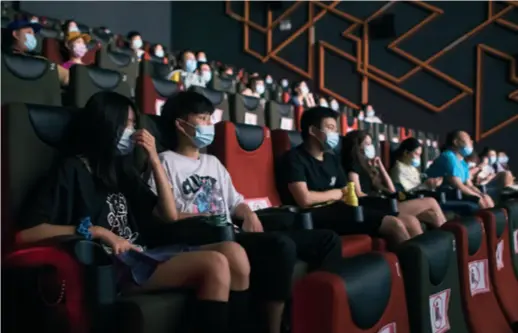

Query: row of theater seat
[3,103,518,333]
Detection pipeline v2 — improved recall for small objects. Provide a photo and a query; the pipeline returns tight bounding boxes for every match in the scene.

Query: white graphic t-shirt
[147,151,245,222]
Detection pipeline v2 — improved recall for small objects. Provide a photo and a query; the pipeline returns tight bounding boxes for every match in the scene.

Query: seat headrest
[107,51,133,66]
[287,131,302,147]
[149,54,164,63]
[151,62,173,78]
[235,123,264,151]
[84,65,122,90]
[190,86,224,105]
[240,95,260,110]
[152,77,180,97]
[40,28,62,39]
[270,101,291,116]
[26,103,77,149]
[2,53,51,80]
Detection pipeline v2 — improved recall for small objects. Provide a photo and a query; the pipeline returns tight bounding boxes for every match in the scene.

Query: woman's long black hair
[390,137,421,169]
[69,91,141,191]
[341,130,372,174]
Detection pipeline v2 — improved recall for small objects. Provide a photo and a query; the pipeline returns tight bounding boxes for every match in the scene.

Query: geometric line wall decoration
[227,0,518,140]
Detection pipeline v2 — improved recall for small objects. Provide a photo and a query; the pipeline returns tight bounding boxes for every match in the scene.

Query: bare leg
[137,250,231,301]
[201,241,250,291]
[398,214,424,237]
[265,302,284,333]
[398,198,447,228]
[378,215,411,244]
[481,194,495,208]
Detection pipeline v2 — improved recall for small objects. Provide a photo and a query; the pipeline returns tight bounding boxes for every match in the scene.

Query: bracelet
[77,216,93,240]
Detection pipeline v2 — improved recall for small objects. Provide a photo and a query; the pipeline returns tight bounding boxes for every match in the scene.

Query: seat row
[2,103,517,333]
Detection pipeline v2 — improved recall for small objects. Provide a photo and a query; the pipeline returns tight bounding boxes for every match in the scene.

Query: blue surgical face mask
[197,57,207,63]
[201,71,212,83]
[117,128,135,155]
[411,157,421,168]
[68,25,80,33]
[366,108,375,117]
[358,114,365,121]
[24,33,37,52]
[154,49,164,58]
[489,156,497,165]
[300,86,309,95]
[320,100,329,108]
[498,156,509,164]
[132,39,143,50]
[281,79,288,88]
[330,101,339,111]
[460,145,473,157]
[255,84,265,95]
[324,131,339,150]
[265,77,273,85]
[183,121,215,148]
[185,59,197,73]
[364,144,376,160]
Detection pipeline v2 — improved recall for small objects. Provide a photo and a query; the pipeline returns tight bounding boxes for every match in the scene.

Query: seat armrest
[254,206,313,231]
[437,187,463,201]
[413,190,447,204]
[478,184,487,194]
[359,196,399,215]
[144,216,236,247]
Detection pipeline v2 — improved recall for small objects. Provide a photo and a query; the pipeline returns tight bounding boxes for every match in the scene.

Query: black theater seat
[210,74,237,94]
[189,86,230,124]
[65,65,131,107]
[229,93,265,127]
[1,53,62,106]
[397,230,470,333]
[266,100,295,131]
[140,59,173,78]
[96,49,138,95]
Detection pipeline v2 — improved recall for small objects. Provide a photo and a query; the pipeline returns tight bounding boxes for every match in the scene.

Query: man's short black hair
[127,30,140,40]
[160,90,214,149]
[300,106,339,141]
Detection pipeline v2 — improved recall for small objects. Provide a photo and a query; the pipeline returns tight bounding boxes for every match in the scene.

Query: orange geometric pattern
[226,0,518,140]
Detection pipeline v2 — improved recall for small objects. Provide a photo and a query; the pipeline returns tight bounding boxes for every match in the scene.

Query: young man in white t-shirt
[146,90,342,333]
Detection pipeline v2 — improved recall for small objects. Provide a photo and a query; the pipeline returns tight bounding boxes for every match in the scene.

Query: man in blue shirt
[427,130,494,208]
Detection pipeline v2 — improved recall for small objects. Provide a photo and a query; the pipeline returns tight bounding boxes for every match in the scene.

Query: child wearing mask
[61,31,91,69]
[127,31,145,61]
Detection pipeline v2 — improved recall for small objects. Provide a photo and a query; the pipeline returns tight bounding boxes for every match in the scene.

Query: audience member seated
[478,147,516,192]
[291,81,315,108]
[390,137,479,216]
[198,62,212,86]
[361,104,382,124]
[16,91,251,333]
[280,78,289,91]
[341,130,445,229]
[147,91,343,333]
[61,30,91,69]
[62,19,80,34]
[356,109,365,121]
[318,96,328,108]
[277,106,421,245]
[426,130,495,208]
[4,18,69,86]
[496,151,511,172]
[151,43,165,59]
[196,50,207,63]
[265,74,273,86]
[127,30,145,61]
[28,15,39,24]
[241,76,264,98]
[329,98,339,112]
[168,50,205,88]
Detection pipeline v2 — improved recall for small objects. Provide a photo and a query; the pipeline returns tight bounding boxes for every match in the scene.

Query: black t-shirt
[278,145,347,205]
[343,159,374,195]
[22,157,158,250]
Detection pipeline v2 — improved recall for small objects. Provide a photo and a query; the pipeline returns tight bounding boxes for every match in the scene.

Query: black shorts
[310,202,386,236]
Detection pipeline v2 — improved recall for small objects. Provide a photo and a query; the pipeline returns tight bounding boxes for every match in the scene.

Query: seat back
[477,208,518,323]
[66,65,131,107]
[96,49,138,95]
[271,129,303,158]
[189,86,230,125]
[293,252,410,333]
[266,100,295,131]
[208,121,281,207]
[1,103,76,254]
[397,230,469,333]
[139,59,173,78]
[502,200,518,279]
[210,74,236,94]
[41,37,62,64]
[136,75,181,115]
[1,53,61,106]
[442,217,512,333]
[229,94,265,127]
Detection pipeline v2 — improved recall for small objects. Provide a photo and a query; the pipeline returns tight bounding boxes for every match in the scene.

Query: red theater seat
[442,217,513,333]
[208,122,372,257]
[136,75,181,115]
[476,209,518,325]
[293,252,410,333]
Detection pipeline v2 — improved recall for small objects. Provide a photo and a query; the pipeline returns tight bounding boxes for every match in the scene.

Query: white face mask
[364,144,376,160]
[117,128,135,155]
[320,100,329,108]
[330,101,339,111]
[300,86,309,95]
[468,162,476,168]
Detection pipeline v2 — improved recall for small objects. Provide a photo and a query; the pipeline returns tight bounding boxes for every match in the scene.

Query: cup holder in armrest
[146,216,236,247]
[254,207,313,231]
[359,196,399,215]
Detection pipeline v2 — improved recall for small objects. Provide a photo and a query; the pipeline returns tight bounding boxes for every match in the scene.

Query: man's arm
[447,176,482,198]
[288,182,343,208]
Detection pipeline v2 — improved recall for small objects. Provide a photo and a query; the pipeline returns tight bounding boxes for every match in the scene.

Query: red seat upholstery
[339,112,359,136]
[476,209,518,325]
[294,105,304,131]
[293,252,410,333]
[442,217,513,333]
[208,122,372,257]
[135,74,181,115]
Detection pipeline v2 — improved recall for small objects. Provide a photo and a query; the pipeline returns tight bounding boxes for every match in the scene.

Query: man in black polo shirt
[278,107,412,243]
